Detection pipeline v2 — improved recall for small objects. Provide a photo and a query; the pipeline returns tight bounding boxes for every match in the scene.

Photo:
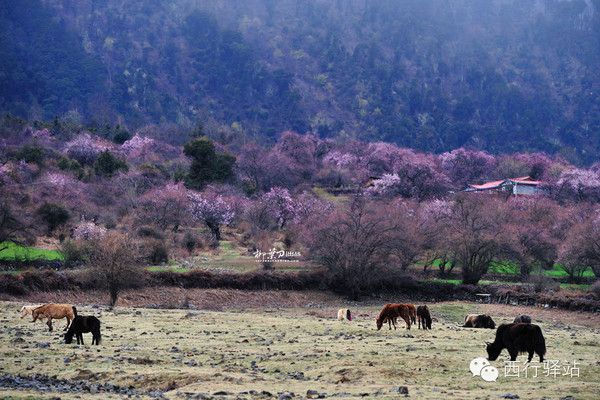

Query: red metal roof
[467,176,540,190]
[468,179,506,190]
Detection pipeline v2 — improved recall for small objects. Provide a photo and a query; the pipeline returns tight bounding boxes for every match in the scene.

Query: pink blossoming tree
[188,192,235,241]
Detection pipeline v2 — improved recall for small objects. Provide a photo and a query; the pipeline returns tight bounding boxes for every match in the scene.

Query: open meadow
[1,292,599,400]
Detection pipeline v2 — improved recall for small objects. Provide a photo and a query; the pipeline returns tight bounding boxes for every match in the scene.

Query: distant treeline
[1,0,599,163]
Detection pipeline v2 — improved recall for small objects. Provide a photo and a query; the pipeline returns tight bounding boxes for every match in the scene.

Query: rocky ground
[1,289,599,399]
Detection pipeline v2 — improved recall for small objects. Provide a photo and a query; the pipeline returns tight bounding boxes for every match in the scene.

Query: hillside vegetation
[2,114,600,303]
[1,0,599,163]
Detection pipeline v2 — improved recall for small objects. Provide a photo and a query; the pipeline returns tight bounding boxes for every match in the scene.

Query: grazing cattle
[463,314,495,329]
[65,316,101,345]
[32,304,77,332]
[376,303,411,330]
[337,309,352,321]
[417,305,432,330]
[513,314,532,324]
[486,323,546,362]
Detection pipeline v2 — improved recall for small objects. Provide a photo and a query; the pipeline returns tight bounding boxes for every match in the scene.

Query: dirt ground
[7,287,600,328]
[2,288,600,400]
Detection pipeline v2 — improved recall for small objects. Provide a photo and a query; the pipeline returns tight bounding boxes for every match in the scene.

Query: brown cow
[486,323,546,362]
[463,314,495,329]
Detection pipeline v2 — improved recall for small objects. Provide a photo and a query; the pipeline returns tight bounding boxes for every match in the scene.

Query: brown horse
[376,303,411,330]
[32,304,77,332]
[417,305,432,330]
[382,303,415,327]
[402,303,417,325]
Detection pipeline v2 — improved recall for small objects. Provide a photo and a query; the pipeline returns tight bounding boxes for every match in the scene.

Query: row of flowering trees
[8,125,600,204]
[3,123,600,300]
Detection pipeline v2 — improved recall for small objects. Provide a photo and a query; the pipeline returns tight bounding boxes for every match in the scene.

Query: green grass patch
[0,242,63,261]
[428,258,595,280]
[425,278,462,285]
[489,260,519,274]
[424,278,520,285]
[147,267,192,273]
[219,241,232,251]
[545,264,595,278]
[560,283,592,291]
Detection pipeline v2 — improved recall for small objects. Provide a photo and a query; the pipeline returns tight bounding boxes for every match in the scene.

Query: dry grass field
[1,290,599,399]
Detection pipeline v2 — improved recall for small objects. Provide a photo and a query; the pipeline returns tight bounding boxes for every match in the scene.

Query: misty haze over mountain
[1,0,598,164]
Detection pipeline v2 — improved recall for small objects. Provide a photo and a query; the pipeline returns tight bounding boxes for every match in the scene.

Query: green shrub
[58,240,89,263]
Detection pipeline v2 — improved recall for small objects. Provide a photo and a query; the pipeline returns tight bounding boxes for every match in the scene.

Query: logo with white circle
[470,357,499,382]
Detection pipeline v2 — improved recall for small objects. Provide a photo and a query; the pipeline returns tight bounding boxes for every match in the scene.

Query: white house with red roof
[465,176,541,195]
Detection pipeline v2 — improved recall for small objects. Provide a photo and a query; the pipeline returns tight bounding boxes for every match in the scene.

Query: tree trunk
[207,222,221,241]
[109,286,119,308]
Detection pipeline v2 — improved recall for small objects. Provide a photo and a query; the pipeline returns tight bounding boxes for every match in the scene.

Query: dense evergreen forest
[1,0,599,164]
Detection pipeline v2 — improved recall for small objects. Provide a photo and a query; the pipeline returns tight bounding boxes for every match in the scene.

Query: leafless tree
[86,232,145,307]
[309,198,416,299]
[445,195,506,284]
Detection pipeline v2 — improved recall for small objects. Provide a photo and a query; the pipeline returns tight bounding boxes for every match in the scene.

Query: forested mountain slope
[1,0,599,163]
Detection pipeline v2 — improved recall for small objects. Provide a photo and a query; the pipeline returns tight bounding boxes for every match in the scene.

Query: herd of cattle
[19,302,546,362]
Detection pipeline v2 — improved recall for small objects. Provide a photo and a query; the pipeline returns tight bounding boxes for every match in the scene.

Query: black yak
[486,323,546,362]
[463,314,495,329]
[513,314,532,324]
[417,305,432,330]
